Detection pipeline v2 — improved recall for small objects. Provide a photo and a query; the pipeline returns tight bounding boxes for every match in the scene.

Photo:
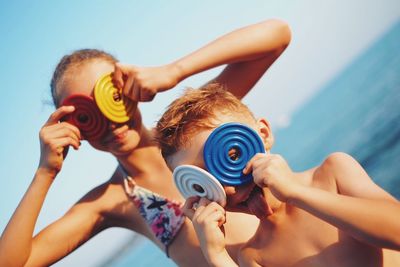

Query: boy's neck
[257,187,285,221]
[264,187,282,209]
[258,200,287,228]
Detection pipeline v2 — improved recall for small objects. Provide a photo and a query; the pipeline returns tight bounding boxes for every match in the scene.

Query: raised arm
[113,19,291,101]
[0,180,117,267]
[0,107,109,267]
[245,152,400,250]
[291,152,400,250]
[182,197,238,267]
[175,19,291,99]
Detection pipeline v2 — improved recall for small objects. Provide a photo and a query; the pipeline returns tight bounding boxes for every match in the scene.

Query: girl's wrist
[169,61,187,83]
[36,166,58,181]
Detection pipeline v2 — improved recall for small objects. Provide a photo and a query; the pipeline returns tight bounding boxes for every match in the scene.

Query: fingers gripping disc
[204,123,265,186]
[173,165,226,206]
[94,73,137,123]
[61,94,108,140]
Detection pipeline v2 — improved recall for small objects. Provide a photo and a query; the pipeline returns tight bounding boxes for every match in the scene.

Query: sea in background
[100,20,400,267]
[273,19,400,199]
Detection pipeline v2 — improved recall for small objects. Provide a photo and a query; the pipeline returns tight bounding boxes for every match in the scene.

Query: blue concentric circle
[204,123,265,185]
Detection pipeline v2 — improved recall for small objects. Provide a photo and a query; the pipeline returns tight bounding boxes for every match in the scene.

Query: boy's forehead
[211,112,255,126]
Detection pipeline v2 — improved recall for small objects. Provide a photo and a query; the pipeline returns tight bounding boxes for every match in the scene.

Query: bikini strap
[119,164,137,197]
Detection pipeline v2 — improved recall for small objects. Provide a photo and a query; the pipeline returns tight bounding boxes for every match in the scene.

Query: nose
[109,123,117,130]
[108,122,124,130]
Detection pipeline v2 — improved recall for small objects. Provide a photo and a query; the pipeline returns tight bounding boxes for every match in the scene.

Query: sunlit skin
[175,116,400,266]
[58,61,143,155]
[0,19,292,267]
[168,114,279,214]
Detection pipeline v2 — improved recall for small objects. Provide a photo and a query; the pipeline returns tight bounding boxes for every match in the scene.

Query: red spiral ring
[61,94,108,140]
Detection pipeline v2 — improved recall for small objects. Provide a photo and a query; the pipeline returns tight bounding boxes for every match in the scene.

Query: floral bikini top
[120,166,185,257]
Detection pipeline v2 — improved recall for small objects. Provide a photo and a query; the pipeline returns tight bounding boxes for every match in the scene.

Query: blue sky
[0,1,399,266]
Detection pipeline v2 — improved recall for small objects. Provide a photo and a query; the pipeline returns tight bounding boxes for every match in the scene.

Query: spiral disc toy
[61,94,108,140]
[94,73,137,123]
[173,165,227,206]
[204,123,265,186]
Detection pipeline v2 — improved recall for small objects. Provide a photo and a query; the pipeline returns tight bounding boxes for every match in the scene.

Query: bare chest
[240,209,384,267]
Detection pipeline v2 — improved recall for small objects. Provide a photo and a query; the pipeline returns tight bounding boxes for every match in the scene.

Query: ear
[256,118,274,151]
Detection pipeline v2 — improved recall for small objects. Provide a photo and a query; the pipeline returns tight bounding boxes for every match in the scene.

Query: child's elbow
[392,218,400,250]
[394,239,400,251]
[382,233,400,251]
[276,20,292,47]
[264,19,292,48]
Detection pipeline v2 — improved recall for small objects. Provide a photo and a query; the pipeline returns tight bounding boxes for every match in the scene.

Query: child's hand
[38,106,81,176]
[112,62,180,102]
[243,153,300,202]
[183,196,228,263]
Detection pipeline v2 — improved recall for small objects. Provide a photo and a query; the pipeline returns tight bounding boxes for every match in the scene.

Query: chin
[225,202,252,214]
[109,140,140,156]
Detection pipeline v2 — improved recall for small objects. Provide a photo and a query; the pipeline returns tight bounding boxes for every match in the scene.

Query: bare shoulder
[315,152,396,200]
[76,168,124,206]
[320,152,360,171]
[306,153,355,192]
[315,152,359,175]
[311,152,362,190]
[72,168,135,226]
[313,152,354,183]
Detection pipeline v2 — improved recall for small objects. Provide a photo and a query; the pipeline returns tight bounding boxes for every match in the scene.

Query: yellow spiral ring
[94,73,137,123]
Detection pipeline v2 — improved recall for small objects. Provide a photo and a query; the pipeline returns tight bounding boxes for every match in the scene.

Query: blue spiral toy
[203,122,265,186]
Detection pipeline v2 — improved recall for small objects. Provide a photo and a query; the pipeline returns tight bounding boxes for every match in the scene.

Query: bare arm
[30,194,107,267]
[174,19,291,99]
[0,106,107,267]
[114,19,291,102]
[1,176,111,267]
[0,169,55,267]
[289,152,400,250]
[246,152,400,250]
[182,197,238,267]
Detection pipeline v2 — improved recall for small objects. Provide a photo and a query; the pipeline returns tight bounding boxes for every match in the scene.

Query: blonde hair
[50,49,117,107]
[155,83,256,159]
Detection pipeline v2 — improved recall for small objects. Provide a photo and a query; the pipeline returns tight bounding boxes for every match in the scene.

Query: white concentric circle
[173,165,226,206]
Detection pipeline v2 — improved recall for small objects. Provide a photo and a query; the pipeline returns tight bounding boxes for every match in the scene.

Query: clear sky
[0,1,399,266]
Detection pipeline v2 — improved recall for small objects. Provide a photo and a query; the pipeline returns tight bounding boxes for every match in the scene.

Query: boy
[155,85,400,266]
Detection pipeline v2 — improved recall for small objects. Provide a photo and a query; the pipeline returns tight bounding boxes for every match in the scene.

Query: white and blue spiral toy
[173,122,265,205]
